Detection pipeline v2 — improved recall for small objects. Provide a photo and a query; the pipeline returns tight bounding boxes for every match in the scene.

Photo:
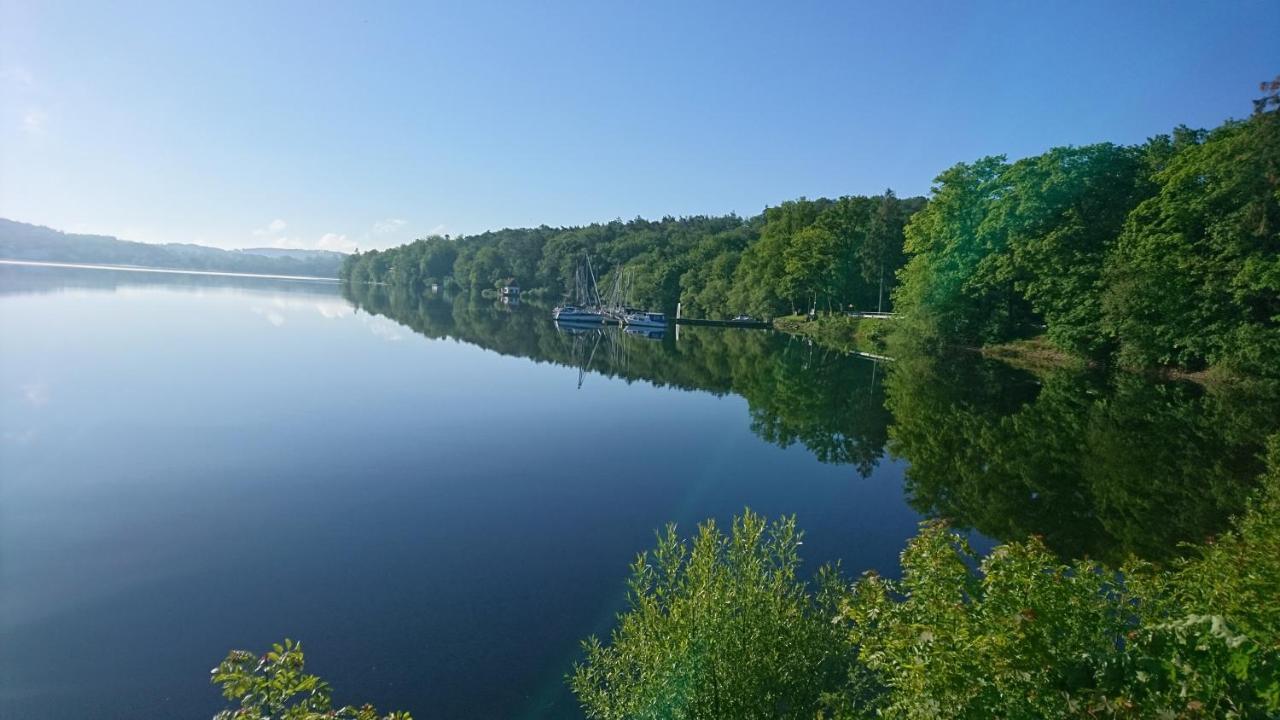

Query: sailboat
[601,267,667,329]
[553,255,605,325]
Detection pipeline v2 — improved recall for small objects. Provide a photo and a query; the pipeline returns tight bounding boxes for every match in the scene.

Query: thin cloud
[248,217,358,253]
[250,307,286,327]
[22,109,47,135]
[315,301,352,319]
[22,382,49,408]
[252,218,288,237]
[366,317,404,341]
[372,218,406,234]
[316,232,356,252]
[1,65,35,88]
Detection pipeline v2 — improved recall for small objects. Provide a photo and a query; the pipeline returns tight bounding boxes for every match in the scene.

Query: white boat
[553,305,604,324]
[623,311,666,328]
[553,255,605,325]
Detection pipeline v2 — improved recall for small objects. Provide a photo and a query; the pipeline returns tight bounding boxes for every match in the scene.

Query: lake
[2,263,1275,719]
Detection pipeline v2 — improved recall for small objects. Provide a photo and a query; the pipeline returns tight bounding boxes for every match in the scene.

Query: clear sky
[1,1,1276,251]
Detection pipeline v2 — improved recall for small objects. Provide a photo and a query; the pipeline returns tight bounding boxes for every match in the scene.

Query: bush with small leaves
[838,523,1279,718]
[570,511,855,720]
[211,638,411,720]
[576,438,1280,719]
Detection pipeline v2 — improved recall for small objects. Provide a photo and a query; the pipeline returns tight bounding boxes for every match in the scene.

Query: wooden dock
[672,302,770,329]
[673,317,770,329]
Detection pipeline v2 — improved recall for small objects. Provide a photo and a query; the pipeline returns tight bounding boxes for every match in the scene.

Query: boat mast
[585,254,602,309]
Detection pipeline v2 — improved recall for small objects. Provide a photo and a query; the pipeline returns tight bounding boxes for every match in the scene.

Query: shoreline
[773,315,1245,386]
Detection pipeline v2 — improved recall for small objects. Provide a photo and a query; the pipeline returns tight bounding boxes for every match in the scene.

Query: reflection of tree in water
[343,284,892,478]
[345,284,1278,564]
[885,351,1280,564]
[739,336,890,477]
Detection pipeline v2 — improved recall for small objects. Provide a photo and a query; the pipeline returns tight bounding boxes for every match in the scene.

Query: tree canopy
[341,192,922,320]
[895,109,1280,376]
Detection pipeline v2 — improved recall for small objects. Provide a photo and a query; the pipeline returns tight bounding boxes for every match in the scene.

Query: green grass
[772,314,888,354]
[979,335,1089,373]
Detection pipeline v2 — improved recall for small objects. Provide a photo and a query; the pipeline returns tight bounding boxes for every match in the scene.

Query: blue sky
[1,1,1276,251]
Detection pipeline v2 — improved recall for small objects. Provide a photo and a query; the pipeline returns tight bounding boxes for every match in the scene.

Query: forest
[344,106,1278,377]
[339,192,923,320]
[896,107,1279,377]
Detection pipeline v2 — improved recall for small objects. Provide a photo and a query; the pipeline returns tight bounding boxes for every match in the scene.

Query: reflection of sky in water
[0,265,921,720]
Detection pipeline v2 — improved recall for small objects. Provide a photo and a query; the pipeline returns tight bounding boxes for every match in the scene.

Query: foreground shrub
[211,638,410,720]
[1128,435,1280,644]
[840,525,1278,718]
[574,438,1280,718]
[838,436,1280,718]
[569,511,854,720]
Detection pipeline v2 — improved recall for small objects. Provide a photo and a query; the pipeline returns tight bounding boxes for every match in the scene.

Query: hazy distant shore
[0,258,341,283]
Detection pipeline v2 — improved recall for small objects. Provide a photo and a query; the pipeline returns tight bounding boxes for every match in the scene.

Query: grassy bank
[979,335,1090,373]
[772,314,889,354]
[981,335,1247,387]
[774,320,1241,386]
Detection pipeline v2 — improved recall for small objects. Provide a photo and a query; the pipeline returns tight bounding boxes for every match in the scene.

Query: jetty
[672,303,770,328]
[673,317,770,328]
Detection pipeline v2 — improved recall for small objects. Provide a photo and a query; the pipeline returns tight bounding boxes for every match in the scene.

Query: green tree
[574,451,1280,719]
[1103,111,1280,375]
[211,639,411,720]
[839,517,1280,719]
[895,156,1035,344]
[861,190,920,313]
[731,199,832,316]
[570,512,852,720]
[783,225,840,312]
[997,144,1150,357]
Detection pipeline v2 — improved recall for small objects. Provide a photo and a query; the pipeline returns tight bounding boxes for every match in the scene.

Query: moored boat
[553,305,605,324]
[622,310,666,328]
[553,255,605,324]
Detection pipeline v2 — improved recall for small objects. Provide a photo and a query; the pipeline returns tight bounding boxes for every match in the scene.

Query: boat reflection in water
[554,320,604,389]
[624,325,665,340]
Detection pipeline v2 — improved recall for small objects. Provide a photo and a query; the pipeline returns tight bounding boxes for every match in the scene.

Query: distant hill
[0,218,345,278]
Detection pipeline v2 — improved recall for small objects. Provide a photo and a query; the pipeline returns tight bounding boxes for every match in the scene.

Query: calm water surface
[2,264,1275,719]
[0,266,920,719]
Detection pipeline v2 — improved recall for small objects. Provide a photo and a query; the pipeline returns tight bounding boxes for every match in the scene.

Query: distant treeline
[339,192,924,319]
[897,109,1279,376]
[0,218,345,278]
